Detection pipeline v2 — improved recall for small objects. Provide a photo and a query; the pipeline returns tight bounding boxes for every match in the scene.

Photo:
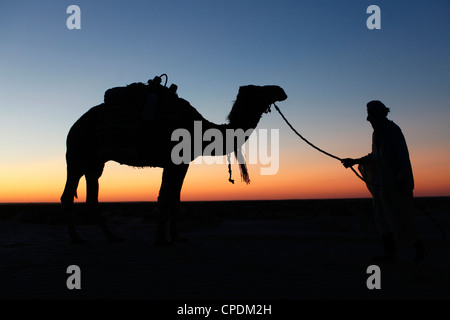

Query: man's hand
[341,158,357,168]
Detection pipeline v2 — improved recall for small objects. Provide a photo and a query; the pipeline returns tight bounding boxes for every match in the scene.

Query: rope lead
[272,103,373,186]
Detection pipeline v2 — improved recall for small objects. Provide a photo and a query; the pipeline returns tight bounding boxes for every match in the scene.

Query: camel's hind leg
[155,164,189,246]
[61,168,84,244]
[85,164,123,242]
[168,164,190,242]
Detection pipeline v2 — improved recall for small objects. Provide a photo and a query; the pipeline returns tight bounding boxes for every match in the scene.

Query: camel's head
[239,85,287,108]
[261,85,288,104]
[227,85,287,125]
[225,85,287,185]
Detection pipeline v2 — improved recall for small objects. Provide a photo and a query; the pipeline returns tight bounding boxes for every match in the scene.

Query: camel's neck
[226,97,265,132]
[198,101,265,157]
[194,121,247,157]
[184,96,267,184]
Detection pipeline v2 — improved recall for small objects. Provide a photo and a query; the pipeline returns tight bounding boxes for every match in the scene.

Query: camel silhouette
[61,80,287,245]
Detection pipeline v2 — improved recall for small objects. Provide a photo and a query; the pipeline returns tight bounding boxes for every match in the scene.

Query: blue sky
[1,0,449,201]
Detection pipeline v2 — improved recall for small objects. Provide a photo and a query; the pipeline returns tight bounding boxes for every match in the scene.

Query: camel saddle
[97,76,180,163]
[104,76,178,105]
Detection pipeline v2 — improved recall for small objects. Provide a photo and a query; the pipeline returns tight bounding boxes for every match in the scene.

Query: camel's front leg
[155,164,189,246]
[86,167,123,242]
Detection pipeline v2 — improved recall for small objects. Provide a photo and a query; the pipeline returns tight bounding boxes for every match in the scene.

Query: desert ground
[1,198,449,301]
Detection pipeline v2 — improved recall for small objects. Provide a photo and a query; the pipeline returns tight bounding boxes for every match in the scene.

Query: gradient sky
[1,0,449,202]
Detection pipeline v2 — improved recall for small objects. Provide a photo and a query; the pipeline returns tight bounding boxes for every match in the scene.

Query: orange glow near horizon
[1,148,449,203]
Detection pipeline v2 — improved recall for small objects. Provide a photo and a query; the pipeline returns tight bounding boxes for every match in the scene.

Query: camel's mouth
[266,85,288,103]
[278,93,288,102]
[263,104,273,114]
[263,86,287,114]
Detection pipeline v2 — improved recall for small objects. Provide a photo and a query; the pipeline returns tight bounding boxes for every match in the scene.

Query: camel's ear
[238,86,247,94]
[238,85,257,96]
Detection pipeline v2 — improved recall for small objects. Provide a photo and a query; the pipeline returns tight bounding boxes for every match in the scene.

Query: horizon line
[1,195,449,205]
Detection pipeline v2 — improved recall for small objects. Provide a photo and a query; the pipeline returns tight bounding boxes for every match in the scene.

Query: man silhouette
[341,101,427,263]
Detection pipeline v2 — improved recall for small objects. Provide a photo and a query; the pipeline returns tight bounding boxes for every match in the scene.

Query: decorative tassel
[236,147,251,184]
[227,154,234,184]
[228,163,234,184]
[239,163,251,184]
[226,149,251,184]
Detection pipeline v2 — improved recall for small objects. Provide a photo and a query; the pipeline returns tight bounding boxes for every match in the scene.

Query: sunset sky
[1,0,449,203]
